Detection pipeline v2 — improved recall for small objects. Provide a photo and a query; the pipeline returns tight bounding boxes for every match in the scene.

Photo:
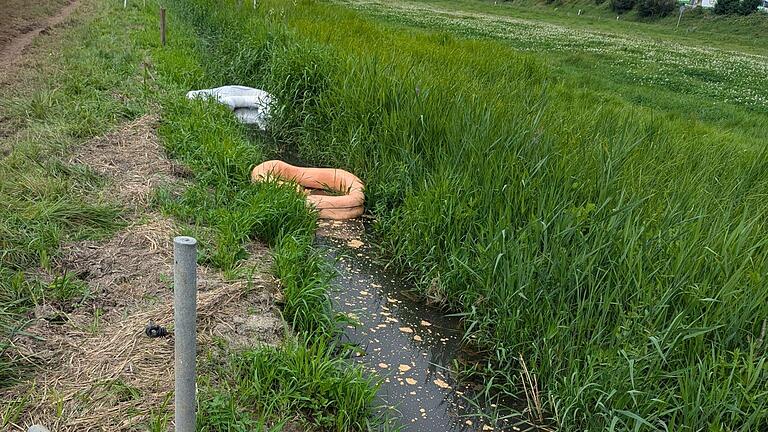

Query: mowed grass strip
[393,0,768,53]
[0,0,148,393]
[163,0,768,430]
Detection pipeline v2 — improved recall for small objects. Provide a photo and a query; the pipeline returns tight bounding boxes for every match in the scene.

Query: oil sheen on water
[317,220,545,432]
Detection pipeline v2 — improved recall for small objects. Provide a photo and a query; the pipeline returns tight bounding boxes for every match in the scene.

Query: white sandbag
[186,85,272,129]
[234,108,269,130]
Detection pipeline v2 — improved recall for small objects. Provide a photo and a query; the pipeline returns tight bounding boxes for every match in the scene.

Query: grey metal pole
[174,236,197,432]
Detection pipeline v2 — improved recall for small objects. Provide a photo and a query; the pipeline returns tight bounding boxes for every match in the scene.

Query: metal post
[676,6,685,29]
[160,8,167,47]
[174,236,197,432]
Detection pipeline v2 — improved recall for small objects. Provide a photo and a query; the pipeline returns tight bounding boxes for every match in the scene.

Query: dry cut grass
[2,113,284,431]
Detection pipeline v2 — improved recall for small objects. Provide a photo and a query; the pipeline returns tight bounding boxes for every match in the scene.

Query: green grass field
[157,0,767,430]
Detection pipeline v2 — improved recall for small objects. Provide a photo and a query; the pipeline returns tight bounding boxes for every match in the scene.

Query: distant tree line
[713,0,763,15]
[597,0,762,17]
[601,0,676,17]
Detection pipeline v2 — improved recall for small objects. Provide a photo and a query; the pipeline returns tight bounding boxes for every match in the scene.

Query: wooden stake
[160,8,166,47]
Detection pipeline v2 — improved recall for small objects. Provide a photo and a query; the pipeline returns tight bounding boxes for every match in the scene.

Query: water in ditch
[317,220,547,432]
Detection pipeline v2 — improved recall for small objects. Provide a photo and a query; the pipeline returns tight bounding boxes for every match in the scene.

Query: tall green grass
[144,4,380,429]
[163,0,768,430]
[150,25,337,336]
[199,336,378,431]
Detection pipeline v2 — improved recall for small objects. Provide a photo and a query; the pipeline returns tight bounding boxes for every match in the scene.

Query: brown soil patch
[0,0,68,47]
[0,0,78,75]
[1,116,285,431]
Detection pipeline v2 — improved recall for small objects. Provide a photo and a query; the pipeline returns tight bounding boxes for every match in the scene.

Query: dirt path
[1,116,285,431]
[0,0,79,76]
